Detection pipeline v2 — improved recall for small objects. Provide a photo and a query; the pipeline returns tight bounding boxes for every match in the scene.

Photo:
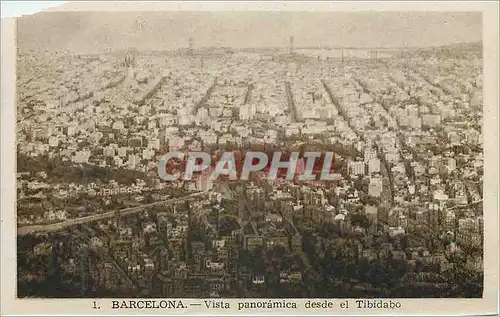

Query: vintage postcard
[1,1,499,315]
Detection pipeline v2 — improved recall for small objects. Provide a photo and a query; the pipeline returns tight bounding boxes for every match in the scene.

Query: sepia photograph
[2,1,499,315]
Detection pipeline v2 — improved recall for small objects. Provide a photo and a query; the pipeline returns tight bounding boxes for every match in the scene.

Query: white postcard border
[1,1,499,316]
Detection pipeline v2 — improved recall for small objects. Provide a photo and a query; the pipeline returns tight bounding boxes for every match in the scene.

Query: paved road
[284,81,299,123]
[18,191,207,236]
[322,79,363,141]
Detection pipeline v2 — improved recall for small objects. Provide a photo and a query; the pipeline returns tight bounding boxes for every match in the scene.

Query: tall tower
[136,16,146,30]
[188,37,194,52]
[289,36,294,55]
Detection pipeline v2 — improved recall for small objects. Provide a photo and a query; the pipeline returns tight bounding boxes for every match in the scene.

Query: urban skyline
[16,10,484,299]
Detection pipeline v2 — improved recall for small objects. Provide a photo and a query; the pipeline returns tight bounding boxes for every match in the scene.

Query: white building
[349,161,365,176]
[368,177,383,197]
[368,158,381,174]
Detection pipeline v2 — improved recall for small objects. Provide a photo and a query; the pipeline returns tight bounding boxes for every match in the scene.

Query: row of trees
[18,153,149,185]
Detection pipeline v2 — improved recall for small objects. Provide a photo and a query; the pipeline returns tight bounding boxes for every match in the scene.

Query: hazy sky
[17,11,482,52]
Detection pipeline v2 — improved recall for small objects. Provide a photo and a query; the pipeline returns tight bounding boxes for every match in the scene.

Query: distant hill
[430,42,482,52]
